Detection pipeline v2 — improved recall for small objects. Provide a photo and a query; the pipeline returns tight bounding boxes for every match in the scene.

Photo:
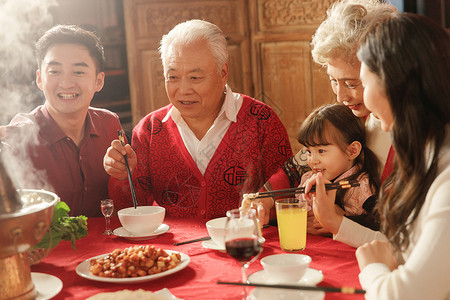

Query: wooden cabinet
[248,0,335,152]
[123,0,336,152]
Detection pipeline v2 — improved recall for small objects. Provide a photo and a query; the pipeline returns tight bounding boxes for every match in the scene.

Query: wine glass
[101,199,114,235]
[224,208,263,298]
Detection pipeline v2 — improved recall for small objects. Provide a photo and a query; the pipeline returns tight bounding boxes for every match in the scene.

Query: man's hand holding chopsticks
[103,139,138,180]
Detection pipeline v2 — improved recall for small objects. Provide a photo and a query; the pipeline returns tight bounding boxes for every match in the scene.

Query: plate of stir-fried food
[76,245,190,283]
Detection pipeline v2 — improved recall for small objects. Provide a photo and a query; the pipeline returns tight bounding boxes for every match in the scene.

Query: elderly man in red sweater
[104,19,292,219]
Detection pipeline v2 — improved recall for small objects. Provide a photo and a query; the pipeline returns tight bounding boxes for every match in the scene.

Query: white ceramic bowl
[260,254,312,284]
[118,206,165,235]
[206,216,257,248]
[206,217,227,248]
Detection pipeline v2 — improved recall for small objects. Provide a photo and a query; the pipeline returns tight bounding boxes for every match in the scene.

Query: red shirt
[109,95,293,219]
[381,146,395,182]
[2,105,122,217]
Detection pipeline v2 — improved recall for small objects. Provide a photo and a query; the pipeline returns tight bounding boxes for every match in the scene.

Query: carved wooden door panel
[248,0,336,153]
[123,0,251,124]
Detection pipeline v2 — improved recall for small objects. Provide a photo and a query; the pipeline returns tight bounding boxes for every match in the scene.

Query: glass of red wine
[224,208,263,297]
[101,199,114,235]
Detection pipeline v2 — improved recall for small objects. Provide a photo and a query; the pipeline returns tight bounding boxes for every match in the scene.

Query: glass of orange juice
[275,198,307,252]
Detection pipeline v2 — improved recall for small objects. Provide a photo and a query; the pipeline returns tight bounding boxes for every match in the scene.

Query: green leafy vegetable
[33,201,88,250]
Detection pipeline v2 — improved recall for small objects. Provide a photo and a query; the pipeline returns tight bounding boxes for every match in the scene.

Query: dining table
[31,216,365,300]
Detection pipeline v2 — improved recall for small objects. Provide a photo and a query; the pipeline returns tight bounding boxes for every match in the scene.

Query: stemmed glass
[224,208,263,298]
[101,199,114,235]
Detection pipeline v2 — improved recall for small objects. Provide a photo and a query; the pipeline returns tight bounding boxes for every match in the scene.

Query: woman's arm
[356,240,398,271]
[308,173,387,247]
[357,174,450,300]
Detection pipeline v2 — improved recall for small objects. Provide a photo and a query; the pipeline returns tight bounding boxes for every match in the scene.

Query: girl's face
[306,141,359,181]
[360,63,394,132]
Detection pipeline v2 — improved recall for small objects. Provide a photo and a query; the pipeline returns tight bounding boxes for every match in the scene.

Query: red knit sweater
[109,95,292,219]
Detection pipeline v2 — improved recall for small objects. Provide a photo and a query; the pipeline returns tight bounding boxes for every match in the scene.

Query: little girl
[297,104,380,229]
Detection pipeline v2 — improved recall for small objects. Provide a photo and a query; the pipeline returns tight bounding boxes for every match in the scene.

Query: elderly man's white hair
[159,19,229,74]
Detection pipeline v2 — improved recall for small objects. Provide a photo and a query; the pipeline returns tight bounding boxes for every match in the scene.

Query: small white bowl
[206,217,227,248]
[260,254,311,284]
[206,216,258,249]
[118,206,165,235]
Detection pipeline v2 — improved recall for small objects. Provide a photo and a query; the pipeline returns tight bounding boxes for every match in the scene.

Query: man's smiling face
[37,43,104,119]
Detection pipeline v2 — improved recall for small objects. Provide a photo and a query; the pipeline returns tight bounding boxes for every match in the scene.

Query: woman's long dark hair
[297,103,380,206]
[357,13,450,252]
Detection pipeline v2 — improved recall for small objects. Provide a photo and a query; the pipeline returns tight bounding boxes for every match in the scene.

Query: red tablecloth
[31,217,364,300]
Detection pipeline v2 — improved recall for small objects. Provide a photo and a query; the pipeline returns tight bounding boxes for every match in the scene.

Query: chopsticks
[174,225,271,246]
[117,130,139,209]
[217,281,365,294]
[173,236,211,246]
[244,180,359,200]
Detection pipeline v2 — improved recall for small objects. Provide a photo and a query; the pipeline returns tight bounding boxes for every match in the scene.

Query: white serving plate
[76,250,189,283]
[31,272,63,300]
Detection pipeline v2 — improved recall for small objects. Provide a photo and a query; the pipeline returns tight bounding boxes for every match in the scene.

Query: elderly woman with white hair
[312,12,450,299]
[243,0,398,245]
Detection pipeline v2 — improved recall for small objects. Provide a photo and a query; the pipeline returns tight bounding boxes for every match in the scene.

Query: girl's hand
[307,173,343,234]
[356,240,398,271]
[303,173,318,202]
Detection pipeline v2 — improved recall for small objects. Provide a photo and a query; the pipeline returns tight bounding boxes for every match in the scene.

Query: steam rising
[0,0,56,125]
[0,0,57,191]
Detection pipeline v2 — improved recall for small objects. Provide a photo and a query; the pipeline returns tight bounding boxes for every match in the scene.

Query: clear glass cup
[275,198,307,252]
[224,208,263,298]
[101,199,114,235]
